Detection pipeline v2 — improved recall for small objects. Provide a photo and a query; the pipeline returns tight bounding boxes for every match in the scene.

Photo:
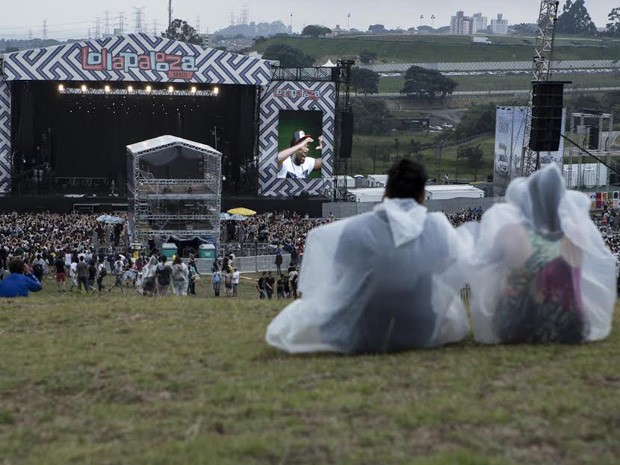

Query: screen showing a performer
[276,110,323,179]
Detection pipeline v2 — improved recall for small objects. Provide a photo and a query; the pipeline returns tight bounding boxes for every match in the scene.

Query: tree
[555,0,597,35]
[606,7,620,36]
[351,98,394,135]
[359,50,378,64]
[262,44,315,67]
[350,68,380,95]
[457,145,485,181]
[162,19,204,45]
[600,91,620,123]
[452,103,496,140]
[401,66,457,100]
[301,25,331,37]
[417,26,435,34]
[511,23,538,34]
[368,24,386,34]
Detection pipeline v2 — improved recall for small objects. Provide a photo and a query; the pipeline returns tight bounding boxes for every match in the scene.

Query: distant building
[491,14,508,35]
[450,11,473,35]
[327,24,345,37]
[472,13,488,34]
[200,34,213,47]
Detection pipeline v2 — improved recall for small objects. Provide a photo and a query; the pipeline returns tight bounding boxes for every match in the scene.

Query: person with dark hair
[187,255,199,295]
[0,258,42,298]
[76,256,90,292]
[155,255,172,296]
[276,131,323,179]
[54,254,66,292]
[256,272,267,299]
[108,255,124,293]
[266,159,469,354]
[171,256,189,296]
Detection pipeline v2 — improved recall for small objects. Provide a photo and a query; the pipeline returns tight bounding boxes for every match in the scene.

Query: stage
[0,33,348,217]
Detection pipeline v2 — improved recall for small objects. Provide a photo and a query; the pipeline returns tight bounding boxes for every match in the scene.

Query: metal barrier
[194,253,293,275]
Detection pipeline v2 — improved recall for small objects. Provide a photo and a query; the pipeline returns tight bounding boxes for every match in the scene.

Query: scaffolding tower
[127,135,222,248]
[566,112,614,189]
[521,0,560,178]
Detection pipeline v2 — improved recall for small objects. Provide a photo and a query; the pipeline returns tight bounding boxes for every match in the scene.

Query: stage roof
[127,135,221,166]
[1,33,272,85]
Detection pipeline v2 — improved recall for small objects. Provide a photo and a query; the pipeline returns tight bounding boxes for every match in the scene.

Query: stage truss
[127,136,222,247]
[566,112,614,188]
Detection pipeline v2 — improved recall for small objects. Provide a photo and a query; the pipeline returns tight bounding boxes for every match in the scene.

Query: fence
[194,253,293,275]
[359,60,620,74]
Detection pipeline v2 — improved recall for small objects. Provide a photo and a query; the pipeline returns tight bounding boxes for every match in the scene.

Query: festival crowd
[0,204,619,298]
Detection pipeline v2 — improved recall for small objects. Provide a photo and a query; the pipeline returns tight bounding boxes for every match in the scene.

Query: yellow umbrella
[227,207,257,216]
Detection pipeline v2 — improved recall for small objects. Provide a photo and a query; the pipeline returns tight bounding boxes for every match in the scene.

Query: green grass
[251,34,620,64]
[351,133,495,181]
[1,275,618,464]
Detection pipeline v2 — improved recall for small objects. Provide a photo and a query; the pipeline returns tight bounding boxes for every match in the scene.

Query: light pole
[347,13,351,31]
[431,15,435,29]
[419,15,424,28]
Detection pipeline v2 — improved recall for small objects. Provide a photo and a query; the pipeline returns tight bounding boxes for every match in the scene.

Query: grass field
[1,275,618,464]
[251,34,620,64]
[350,134,495,180]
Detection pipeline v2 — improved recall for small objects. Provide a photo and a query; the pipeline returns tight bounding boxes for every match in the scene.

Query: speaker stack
[528,81,566,152]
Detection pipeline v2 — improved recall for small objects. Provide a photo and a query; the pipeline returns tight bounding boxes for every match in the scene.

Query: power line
[132,6,145,33]
[117,12,125,35]
[104,11,111,36]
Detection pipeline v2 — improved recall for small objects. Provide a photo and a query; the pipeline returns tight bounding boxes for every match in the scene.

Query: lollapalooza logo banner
[80,47,198,80]
[1,33,271,85]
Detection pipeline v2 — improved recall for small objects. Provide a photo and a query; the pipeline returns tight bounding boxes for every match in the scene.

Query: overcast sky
[0,0,614,40]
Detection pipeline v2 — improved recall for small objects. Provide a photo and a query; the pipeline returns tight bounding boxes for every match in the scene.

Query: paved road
[366,87,620,98]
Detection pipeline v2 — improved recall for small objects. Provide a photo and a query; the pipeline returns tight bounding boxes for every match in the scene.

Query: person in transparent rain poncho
[266,159,470,354]
[461,164,616,344]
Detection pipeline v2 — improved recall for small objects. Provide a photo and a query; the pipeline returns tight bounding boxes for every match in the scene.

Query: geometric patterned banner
[3,33,271,85]
[0,81,11,194]
[0,33,272,192]
[258,80,336,197]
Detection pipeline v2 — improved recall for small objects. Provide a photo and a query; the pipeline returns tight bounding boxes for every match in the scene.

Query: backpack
[33,263,44,275]
[99,265,107,277]
[157,266,171,286]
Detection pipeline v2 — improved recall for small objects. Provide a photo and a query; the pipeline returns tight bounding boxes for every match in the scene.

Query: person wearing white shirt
[277,131,323,179]
[232,268,240,297]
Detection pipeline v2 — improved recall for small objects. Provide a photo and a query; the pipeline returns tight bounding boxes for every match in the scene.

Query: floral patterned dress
[493,231,588,344]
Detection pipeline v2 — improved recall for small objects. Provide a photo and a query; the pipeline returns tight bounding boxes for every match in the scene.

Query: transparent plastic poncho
[266,198,470,354]
[461,164,616,344]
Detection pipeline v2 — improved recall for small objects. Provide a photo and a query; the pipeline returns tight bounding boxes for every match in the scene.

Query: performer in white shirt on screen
[277,130,323,179]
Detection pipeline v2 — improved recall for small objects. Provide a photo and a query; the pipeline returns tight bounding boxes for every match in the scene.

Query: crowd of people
[0,212,126,270]
[0,200,619,299]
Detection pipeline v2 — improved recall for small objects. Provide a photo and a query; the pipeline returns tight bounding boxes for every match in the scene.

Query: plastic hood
[375,198,427,247]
